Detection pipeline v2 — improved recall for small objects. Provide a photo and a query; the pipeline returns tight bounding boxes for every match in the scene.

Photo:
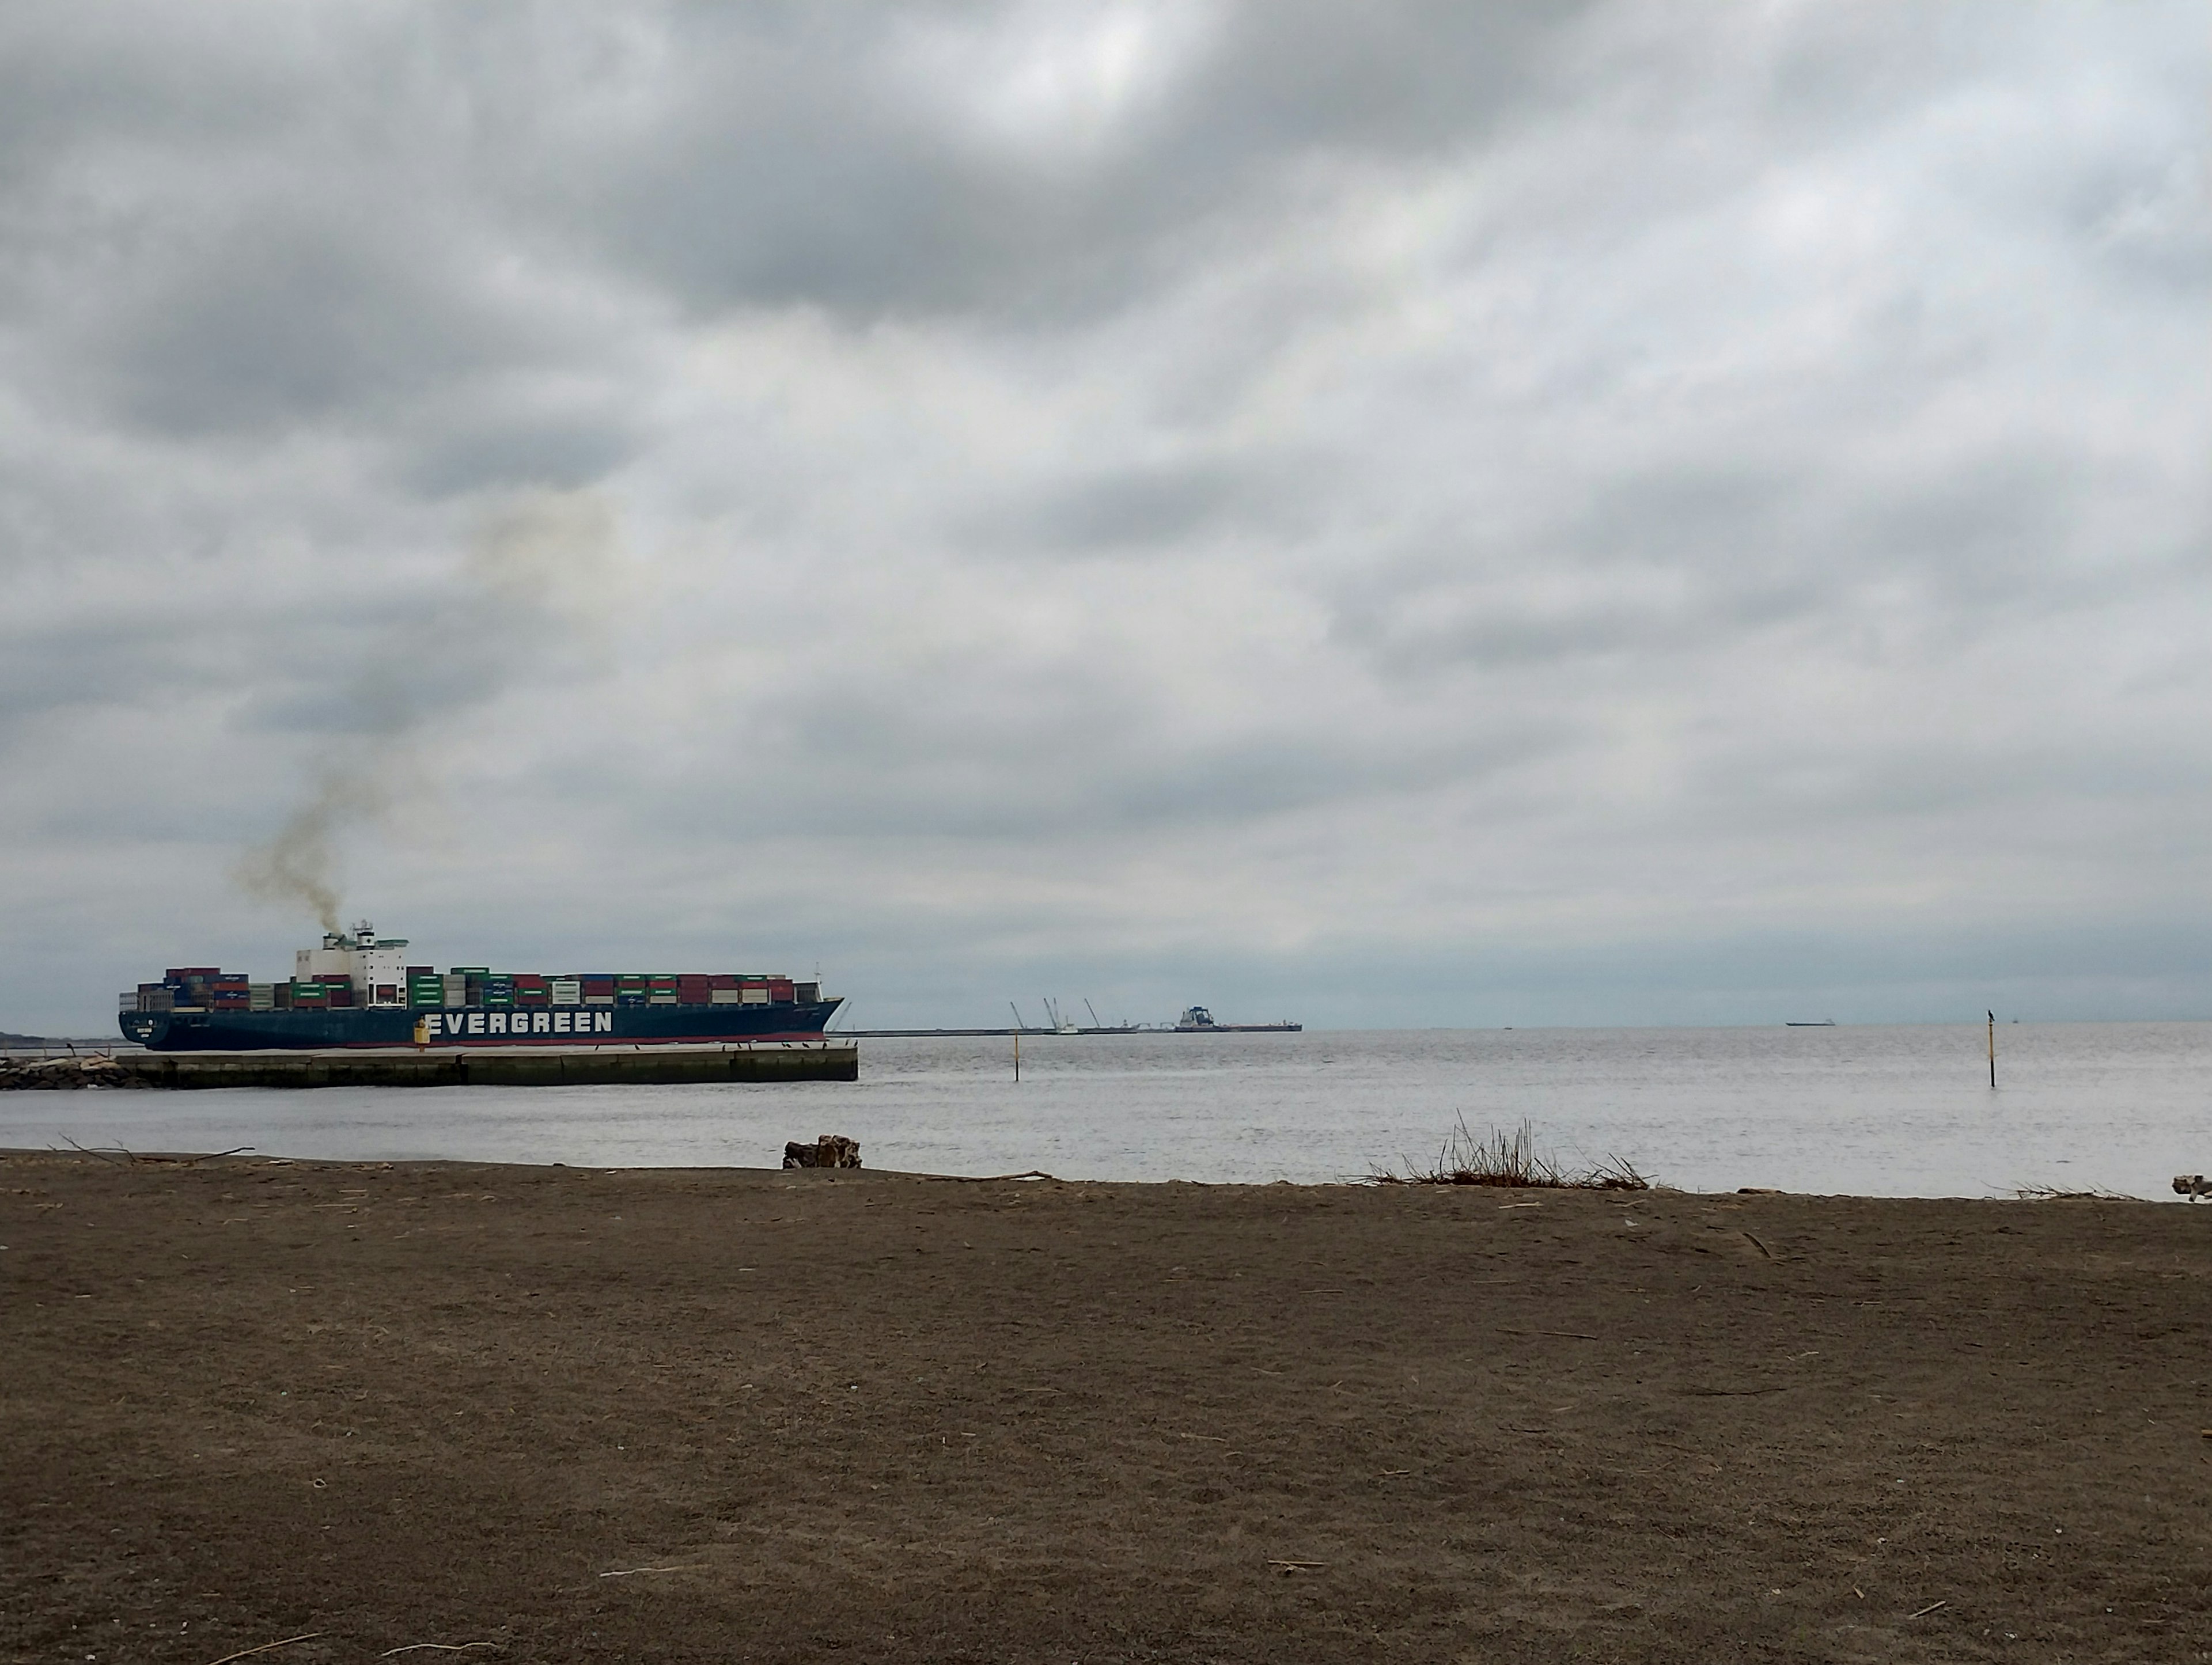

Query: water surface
[6,1023,2206,1197]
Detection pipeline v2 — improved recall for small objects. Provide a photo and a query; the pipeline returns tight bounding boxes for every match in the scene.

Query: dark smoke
[234,775,385,934]
[233,488,620,927]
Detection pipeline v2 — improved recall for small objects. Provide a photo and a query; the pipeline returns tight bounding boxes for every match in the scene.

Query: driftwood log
[784,1134,862,1170]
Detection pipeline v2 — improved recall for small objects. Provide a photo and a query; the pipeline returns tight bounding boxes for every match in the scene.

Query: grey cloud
[394,406,641,498]
[0,614,226,721]
[94,215,512,435]
[704,720,1552,843]
[1,12,645,470]
[544,1,1597,321]
[1,1,2207,1031]
[971,460,1257,552]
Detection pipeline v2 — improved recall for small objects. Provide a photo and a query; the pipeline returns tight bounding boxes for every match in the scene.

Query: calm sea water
[5,1024,2207,1198]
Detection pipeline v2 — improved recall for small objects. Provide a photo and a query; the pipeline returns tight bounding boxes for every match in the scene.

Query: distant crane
[1084,999,1101,1029]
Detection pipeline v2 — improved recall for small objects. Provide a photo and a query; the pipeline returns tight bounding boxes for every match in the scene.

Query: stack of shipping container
[281,978,354,1011]
[131,968,272,1014]
[404,970,816,1008]
[130,964,820,1014]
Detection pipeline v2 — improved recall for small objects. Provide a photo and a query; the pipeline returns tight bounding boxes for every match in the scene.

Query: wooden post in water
[1987,1010,1996,1088]
[1014,1029,1021,1083]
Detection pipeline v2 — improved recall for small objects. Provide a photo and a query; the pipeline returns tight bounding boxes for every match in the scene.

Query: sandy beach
[5,1150,2206,1663]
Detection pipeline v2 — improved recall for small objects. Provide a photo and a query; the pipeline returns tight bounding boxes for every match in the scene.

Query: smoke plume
[234,775,387,934]
[233,488,621,928]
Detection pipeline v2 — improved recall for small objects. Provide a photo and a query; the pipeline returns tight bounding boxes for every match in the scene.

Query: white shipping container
[740,988,770,1004]
[249,984,275,1011]
[442,975,467,1008]
[709,988,741,1004]
[551,980,582,1004]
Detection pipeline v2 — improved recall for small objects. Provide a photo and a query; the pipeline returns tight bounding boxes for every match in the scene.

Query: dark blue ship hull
[120,1000,842,1052]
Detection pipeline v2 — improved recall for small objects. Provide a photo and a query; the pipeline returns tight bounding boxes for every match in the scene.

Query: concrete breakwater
[6,1043,859,1090]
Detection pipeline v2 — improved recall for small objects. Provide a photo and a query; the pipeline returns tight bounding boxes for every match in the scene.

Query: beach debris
[2173,1175,2209,1202]
[783,1134,862,1170]
[1907,1598,1948,1619]
[0,1053,148,1090]
[203,1633,327,1665]
[919,1168,1058,1184]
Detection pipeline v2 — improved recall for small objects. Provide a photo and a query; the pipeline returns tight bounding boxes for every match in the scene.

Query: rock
[2174,1175,2209,1201]
[784,1134,862,1170]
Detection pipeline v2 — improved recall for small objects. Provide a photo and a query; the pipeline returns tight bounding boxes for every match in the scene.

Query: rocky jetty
[0,1053,146,1090]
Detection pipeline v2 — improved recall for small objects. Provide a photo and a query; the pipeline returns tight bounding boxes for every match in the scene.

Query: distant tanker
[1174,1006,1301,1033]
[119,921,840,1052]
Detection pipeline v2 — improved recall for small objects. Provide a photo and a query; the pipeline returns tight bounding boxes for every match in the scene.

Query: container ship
[119,923,840,1053]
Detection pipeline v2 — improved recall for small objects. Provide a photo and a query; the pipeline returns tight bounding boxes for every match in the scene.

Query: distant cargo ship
[1173,1006,1301,1034]
[119,923,840,1052]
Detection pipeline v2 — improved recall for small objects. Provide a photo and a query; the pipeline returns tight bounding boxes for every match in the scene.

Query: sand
[4,1150,2207,1663]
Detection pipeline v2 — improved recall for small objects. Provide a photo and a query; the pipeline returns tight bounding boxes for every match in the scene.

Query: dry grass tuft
[1372,1118,1650,1190]
[2010,1184,2138,1201]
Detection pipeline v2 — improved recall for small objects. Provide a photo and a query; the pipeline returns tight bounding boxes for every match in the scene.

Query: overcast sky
[2,1,2206,1034]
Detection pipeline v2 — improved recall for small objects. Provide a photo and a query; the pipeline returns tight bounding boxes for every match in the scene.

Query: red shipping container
[768,978,796,1002]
